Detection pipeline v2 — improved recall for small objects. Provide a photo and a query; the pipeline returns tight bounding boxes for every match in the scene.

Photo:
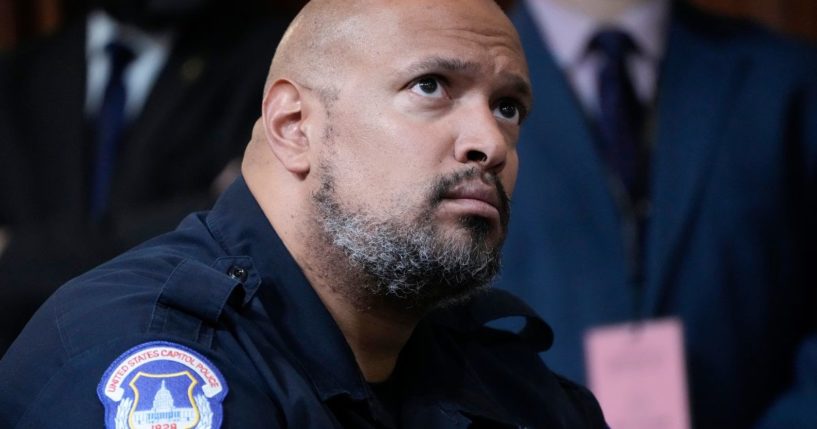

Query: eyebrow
[406,57,483,75]
[501,74,533,103]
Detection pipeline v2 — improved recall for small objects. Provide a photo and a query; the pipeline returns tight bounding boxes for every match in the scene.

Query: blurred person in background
[0,0,293,354]
[497,0,817,428]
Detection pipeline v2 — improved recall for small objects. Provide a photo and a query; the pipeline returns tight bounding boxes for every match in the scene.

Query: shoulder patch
[97,341,228,429]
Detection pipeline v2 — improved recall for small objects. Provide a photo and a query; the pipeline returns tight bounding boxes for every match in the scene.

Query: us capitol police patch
[97,341,228,429]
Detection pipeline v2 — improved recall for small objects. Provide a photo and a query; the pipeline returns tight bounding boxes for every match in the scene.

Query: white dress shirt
[85,10,174,120]
[524,0,670,115]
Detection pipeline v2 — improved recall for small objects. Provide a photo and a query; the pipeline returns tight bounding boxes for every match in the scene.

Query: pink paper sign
[584,318,691,429]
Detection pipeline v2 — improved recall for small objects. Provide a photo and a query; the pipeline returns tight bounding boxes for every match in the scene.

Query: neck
[550,0,653,20]
[296,220,422,382]
[318,291,418,382]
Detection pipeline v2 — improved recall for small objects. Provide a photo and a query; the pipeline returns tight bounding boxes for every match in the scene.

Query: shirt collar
[525,0,671,66]
[85,9,174,118]
[205,177,370,402]
[86,10,117,58]
[204,178,556,425]
[86,9,174,62]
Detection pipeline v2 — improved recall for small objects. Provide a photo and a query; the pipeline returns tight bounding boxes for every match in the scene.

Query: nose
[453,104,509,174]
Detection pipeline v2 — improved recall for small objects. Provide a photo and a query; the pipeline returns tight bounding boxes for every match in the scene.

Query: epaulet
[433,289,554,352]
[147,256,261,346]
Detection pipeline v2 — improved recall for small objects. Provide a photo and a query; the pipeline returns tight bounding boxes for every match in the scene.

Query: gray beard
[312,167,507,311]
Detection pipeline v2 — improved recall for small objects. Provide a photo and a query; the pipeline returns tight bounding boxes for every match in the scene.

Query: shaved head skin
[266,0,362,93]
[243,0,530,381]
[266,0,522,104]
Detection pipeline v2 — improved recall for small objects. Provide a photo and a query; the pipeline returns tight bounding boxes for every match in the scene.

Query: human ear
[261,79,310,175]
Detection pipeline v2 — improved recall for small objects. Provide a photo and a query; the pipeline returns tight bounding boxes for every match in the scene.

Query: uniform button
[228,266,248,282]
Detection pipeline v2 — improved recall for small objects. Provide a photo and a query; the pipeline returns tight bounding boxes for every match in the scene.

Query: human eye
[493,98,526,125]
[409,75,448,99]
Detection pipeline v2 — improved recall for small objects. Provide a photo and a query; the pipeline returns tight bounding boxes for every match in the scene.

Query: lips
[443,182,502,213]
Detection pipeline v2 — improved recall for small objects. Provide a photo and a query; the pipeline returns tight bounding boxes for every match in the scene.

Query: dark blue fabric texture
[0,178,606,428]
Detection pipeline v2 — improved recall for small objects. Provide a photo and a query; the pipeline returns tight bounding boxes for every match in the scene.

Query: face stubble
[312,163,511,313]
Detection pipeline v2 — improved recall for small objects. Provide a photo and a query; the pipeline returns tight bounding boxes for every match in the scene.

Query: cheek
[325,95,454,204]
[503,151,519,197]
[341,116,444,180]
[327,134,422,209]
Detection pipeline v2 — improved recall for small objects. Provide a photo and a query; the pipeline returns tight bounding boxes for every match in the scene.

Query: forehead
[346,1,529,83]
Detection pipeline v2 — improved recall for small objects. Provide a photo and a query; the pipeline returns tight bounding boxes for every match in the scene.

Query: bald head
[245,0,528,180]
[246,0,525,177]
[267,0,355,94]
[266,0,513,97]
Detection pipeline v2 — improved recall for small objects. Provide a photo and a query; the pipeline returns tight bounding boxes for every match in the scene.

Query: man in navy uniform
[0,0,607,427]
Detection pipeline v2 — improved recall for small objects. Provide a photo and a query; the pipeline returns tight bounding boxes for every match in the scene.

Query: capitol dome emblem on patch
[97,341,228,429]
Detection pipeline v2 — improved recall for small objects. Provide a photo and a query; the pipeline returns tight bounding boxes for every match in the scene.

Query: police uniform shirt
[0,178,606,428]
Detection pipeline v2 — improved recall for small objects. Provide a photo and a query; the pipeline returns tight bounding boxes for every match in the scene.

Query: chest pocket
[148,257,259,346]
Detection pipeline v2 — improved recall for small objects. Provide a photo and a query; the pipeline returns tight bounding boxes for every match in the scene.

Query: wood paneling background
[1,0,816,50]
[0,0,62,50]
[691,0,817,41]
[0,0,304,51]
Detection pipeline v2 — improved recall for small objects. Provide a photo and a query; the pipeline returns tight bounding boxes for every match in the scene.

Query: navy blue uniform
[0,178,606,428]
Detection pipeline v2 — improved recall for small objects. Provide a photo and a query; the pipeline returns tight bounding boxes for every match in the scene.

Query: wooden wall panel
[0,0,62,51]
[34,0,61,36]
[691,0,817,41]
[781,1,817,41]
[0,0,17,51]
[1,0,816,50]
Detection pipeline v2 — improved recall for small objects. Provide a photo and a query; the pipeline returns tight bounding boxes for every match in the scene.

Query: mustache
[430,167,511,227]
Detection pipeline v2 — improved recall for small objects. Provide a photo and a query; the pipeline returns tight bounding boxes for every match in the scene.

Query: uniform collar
[204,177,556,426]
[205,177,370,402]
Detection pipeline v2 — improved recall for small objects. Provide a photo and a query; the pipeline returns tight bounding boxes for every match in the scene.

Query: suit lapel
[644,4,750,314]
[26,20,89,220]
[111,37,208,206]
[121,44,203,158]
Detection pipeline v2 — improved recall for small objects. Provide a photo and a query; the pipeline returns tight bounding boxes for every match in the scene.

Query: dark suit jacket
[498,2,817,428]
[0,12,289,353]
